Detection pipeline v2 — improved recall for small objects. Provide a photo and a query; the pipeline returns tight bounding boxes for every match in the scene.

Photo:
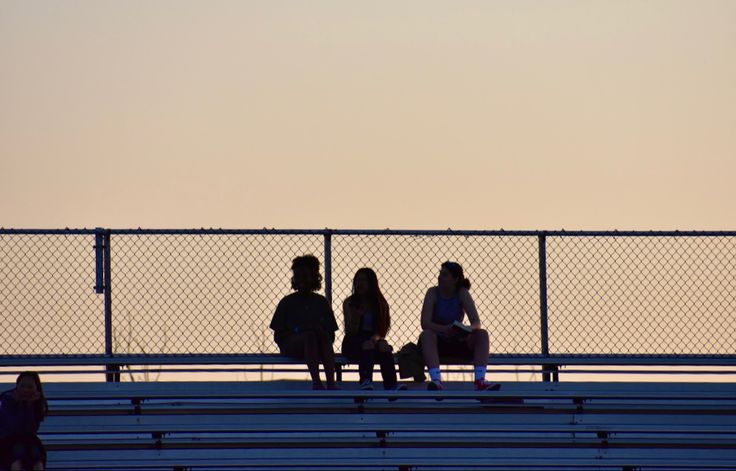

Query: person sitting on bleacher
[270,255,339,390]
[418,261,500,392]
[0,372,48,471]
[342,268,407,391]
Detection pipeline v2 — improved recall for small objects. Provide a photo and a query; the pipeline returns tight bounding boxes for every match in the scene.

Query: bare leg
[420,329,440,369]
[466,329,490,366]
[320,338,337,387]
[301,331,322,384]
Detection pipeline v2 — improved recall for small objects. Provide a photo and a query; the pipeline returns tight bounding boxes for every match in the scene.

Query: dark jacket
[269,291,339,345]
[0,389,46,438]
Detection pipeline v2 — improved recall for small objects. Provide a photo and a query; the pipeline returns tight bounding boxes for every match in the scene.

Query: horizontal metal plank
[41,433,736,449]
[44,446,736,469]
[39,411,736,434]
[36,388,736,402]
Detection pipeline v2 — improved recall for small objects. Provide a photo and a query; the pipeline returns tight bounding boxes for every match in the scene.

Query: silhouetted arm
[458,288,482,330]
[420,288,452,335]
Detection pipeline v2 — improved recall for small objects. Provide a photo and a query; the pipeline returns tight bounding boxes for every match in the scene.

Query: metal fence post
[94,228,105,294]
[103,230,120,382]
[538,233,557,381]
[324,231,332,305]
[324,231,339,380]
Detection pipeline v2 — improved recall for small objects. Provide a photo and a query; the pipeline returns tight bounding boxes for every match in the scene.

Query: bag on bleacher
[396,342,426,382]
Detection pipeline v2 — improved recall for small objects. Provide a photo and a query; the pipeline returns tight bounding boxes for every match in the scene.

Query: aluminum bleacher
[34,380,736,471]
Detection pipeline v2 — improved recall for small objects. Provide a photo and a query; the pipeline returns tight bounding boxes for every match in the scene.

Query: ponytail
[441,261,471,291]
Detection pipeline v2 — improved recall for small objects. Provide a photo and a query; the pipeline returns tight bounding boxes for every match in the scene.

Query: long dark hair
[16,371,48,420]
[290,254,323,291]
[441,261,471,290]
[349,267,390,337]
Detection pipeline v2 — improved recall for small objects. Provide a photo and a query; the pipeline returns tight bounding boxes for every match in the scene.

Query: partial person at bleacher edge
[0,372,47,471]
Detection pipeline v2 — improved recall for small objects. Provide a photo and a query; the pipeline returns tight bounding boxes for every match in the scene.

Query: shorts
[436,335,474,361]
[277,329,333,359]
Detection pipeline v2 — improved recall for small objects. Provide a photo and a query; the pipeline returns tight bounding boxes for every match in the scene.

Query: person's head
[290,255,322,292]
[438,261,471,292]
[350,267,390,335]
[15,371,48,419]
[352,267,379,298]
[15,371,42,401]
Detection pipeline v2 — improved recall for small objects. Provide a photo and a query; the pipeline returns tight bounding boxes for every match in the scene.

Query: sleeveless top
[432,288,464,326]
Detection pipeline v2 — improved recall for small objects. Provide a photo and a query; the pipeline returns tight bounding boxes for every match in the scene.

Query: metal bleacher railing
[1,228,735,381]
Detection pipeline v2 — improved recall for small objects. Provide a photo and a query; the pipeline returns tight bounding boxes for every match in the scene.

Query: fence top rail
[1,354,736,368]
[2,228,736,237]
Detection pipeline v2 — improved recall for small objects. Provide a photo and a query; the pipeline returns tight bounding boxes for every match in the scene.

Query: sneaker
[427,380,444,391]
[360,380,374,391]
[386,383,407,402]
[312,381,326,390]
[474,380,501,391]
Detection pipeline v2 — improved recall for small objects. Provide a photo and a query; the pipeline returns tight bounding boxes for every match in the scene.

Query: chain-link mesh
[0,233,104,355]
[109,234,324,354]
[331,235,540,354]
[2,230,736,358]
[546,236,736,355]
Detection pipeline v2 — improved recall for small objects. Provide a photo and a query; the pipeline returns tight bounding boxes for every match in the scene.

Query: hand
[370,334,381,343]
[376,339,393,353]
[14,389,40,402]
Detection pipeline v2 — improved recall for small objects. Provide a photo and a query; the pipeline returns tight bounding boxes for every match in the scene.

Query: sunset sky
[2,0,735,230]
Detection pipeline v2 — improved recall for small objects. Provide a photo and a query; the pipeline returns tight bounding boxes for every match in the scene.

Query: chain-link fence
[0,231,104,355]
[547,235,736,355]
[110,232,324,355]
[1,229,735,358]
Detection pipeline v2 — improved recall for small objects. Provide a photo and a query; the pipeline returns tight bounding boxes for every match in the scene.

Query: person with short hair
[270,255,339,390]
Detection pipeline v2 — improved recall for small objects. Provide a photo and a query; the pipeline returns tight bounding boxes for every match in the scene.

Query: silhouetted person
[342,268,406,391]
[0,372,48,471]
[419,261,499,391]
[270,255,339,390]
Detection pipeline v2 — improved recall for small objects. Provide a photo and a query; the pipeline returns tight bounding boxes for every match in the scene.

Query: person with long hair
[342,268,406,391]
[0,372,48,471]
[419,261,499,391]
[270,255,339,390]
